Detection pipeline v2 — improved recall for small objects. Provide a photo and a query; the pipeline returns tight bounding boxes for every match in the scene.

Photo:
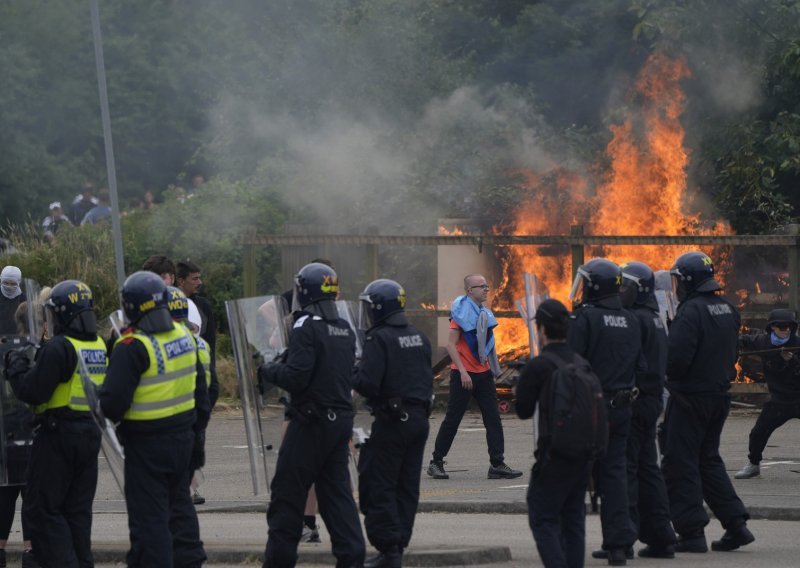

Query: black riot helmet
[293,262,340,320]
[121,271,174,333]
[569,258,622,308]
[670,251,720,302]
[766,308,798,335]
[166,286,190,322]
[45,280,97,336]
[620,261,656,309]
[358,279,408,327]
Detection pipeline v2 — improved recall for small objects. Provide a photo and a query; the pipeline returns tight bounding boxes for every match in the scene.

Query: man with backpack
[568,258,642,566]
[516,298,605,568]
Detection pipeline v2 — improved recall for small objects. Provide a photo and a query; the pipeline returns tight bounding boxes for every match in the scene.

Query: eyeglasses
[772,323,792,330]
[469,284,490,291]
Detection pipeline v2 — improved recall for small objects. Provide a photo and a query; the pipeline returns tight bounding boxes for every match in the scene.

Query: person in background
[142,255,176,286]
[42,203,73,241]
[735,309,800,479]
[70,183,97,225]
[427,273,522,481]
[0,267,26,336]
[80,190,112,225]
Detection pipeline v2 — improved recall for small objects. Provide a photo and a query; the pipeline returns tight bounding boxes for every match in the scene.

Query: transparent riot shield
[336,300,363,360]
[78,357,125,495]
[225,295,289,496]
[0,335,34,486]
[23,279,46,344]
[654,270,678,332]
[107,309,126,339]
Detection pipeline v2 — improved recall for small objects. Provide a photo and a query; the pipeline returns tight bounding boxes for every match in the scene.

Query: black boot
[591,548,633,560]
[675,530,707,553]
[711,524,755,552]
[608,548,628,566]
[638,544,675,558]
[364,546,402,568]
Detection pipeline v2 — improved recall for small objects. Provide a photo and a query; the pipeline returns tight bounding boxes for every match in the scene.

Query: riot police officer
[661,251,754,553]
[258,262,365,568]
[353,279,432,568]
[619,262,676,558]
[99,271,209,567]
[5,280,106,567]
[568,258,641,566]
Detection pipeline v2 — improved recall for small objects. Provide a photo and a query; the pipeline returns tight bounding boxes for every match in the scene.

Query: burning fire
[493,53,732,357]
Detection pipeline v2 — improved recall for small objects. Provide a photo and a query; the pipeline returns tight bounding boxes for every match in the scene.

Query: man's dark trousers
[527,453,589,568]
[597,403,636,550]
[748,401,800,464]
[265,412,365,568]
[661,395,748,535]
[124,430,205,567]
[358,408,429,551]
[24,421,100,568]
[627,395,675,546]
[432,369,504,465]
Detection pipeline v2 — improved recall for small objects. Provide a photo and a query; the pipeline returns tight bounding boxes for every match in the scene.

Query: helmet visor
[569,268,589,306]
[357,294,373,331]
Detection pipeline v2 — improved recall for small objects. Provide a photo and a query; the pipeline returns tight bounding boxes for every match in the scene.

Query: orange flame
[493,53,732,357]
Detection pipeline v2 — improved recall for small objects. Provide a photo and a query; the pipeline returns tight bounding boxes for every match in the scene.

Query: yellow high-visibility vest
[36,336,107,414]
[118,322,197,421]
[195,334,211,388]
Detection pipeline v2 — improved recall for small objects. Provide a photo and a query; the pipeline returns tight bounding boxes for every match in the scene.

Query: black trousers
[432,369,505,465]
[527,451,589,568]
[124,430,206,568]
[23,420,100,567]
[358,408,429,552]
[661,395,748,535]
[0,484,29,541]
[626,395,675,547]
[596,403,636,550]
[265,412,365,568]
[748,400,800,464]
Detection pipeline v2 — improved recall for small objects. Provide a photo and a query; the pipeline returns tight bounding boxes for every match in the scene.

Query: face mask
[770,332,790,346]
[1,284,20,299]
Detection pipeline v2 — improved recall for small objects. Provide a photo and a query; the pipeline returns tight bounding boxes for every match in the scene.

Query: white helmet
[187,298,202,335]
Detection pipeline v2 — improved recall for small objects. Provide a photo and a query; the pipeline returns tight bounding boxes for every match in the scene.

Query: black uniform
[99,329,210,568]
[0,293,25,335]
[568,302,641,551]
[661,293,748,536]
[353,317,432,554]
[261,311,365,568]
[6,333,101,567]
[627,305,676,548]
[516,342,590,568]
[738,331,800,465]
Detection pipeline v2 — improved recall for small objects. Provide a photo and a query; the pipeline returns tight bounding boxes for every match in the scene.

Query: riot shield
[78,357,125,495]
[336,300,363,360]
[225,295,289,496]
[107,309,126,339]
[654,270,678,332]
[23,279,46,344]
[0,335,34,487]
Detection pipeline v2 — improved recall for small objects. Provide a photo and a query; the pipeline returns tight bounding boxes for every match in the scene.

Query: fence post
[788,224,800,314]
[570,224,585,280]
[367,226,379,281]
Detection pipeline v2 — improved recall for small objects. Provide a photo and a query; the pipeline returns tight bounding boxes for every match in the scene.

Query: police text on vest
[603,315,628,328]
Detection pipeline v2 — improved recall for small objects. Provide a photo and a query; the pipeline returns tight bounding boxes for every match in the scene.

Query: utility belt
[373,397,431,421]
[287,400,346,424]
[604,387,639,408]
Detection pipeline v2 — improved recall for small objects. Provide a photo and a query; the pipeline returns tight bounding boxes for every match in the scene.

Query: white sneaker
[300,525,321,543]
[734,462,760,479]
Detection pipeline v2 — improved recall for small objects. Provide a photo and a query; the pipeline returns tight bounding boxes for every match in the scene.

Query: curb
[6,544,511,566]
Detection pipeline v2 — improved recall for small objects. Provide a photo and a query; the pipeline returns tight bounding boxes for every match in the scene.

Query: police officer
[661,251,754,553]
[258,262,365,568]
[353,279,432,568]
[619,262,676,558]
[735,309,800,479]
[5,280,106,567]
[568,258,640,566]
[99,271,209,567]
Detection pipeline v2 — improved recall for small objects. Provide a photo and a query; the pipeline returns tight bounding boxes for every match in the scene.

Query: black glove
[190,430,206,471]
[4,349,30,381]
[256,363,277,396]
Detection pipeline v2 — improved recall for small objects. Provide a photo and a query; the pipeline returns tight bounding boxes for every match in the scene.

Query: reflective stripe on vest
[196,336,211,387]
[36,336,107,414]
[117,322,197,421]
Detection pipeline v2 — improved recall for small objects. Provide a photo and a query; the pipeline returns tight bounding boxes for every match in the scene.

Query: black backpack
[540,351,608,461]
